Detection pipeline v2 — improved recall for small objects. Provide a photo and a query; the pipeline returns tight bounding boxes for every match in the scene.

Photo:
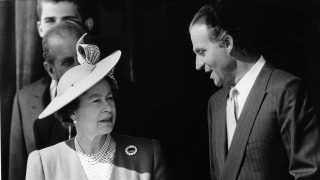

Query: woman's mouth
[99,117,112,123]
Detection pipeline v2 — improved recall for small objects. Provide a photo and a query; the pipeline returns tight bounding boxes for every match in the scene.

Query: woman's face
[71,79,116,137]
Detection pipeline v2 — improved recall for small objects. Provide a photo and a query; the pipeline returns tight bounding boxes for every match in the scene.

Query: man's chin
[211,77,223,87]
[215,81,223,87]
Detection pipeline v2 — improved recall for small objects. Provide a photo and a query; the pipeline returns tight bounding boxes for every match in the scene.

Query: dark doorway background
[1,0,320,180]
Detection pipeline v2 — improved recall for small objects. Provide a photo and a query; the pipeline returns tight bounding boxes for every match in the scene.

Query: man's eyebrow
[62,16,79,20]
[194,48,202,53]
[43,17,55,20]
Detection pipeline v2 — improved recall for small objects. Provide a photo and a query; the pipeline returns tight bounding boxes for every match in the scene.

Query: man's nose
[56,19,62,24]
[196,56,205,70]
[57,18,67,24]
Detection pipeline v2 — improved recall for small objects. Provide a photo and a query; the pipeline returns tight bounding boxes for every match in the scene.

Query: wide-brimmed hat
[39,33,121,119]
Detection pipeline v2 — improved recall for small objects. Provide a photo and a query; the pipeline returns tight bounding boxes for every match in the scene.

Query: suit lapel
[28,77,51,120]
[64,139,88,179]
[24,77,51,153]
[222,64,274,180]
[213,88,230,172]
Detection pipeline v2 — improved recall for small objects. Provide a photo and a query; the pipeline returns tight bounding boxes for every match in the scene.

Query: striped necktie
[226,87,239,149]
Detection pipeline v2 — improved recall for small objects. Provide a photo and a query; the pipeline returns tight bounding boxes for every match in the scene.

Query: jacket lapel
[213,88,230,172]
[64,139,88,179]
[27,76,51,120]
[24,77,51,153]
[221,64,274,180]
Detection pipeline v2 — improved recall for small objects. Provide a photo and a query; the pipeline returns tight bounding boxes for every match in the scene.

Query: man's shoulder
[17,76,50,96]
[267,67,302,91]
[271,67,300,82]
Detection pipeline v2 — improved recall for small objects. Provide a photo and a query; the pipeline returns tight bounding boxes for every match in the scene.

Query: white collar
[233,56,266,118]
[50,79,58,101]
[235,56,266,92]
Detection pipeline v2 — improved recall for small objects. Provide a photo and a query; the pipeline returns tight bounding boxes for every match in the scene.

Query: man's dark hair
[37,0,94,21]
[55,77,118,128]
[190,1,258,55]
[42,20,87,64]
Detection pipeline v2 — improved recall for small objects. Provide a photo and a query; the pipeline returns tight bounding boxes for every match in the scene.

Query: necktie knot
[229,87,238,101]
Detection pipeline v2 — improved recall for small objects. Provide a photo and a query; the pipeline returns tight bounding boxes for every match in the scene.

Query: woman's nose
[102,101,112,112]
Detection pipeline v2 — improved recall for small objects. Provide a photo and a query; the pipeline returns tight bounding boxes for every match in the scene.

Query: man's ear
[224,35,234,55]
[43,61,58,80]
[84,18,94,31]
[37,21,45,38]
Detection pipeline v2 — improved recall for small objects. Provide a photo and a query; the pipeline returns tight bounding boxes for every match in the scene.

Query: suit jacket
[33,116,76,150]
[26,133,170,180]
[9,76,70,180]
[208,63,320,180]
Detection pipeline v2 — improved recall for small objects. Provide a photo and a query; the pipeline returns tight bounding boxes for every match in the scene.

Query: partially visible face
[47,35,79,80]
[37,1,82,37]
[190,23,236,87]
[73,79,116,137]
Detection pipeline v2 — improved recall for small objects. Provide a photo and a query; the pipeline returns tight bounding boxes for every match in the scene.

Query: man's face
[37,1,82,38]
[190,23,236,87]
[45,35,79,80]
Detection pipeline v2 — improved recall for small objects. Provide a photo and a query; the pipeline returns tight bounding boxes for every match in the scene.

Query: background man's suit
[208,63,320,179]
[9,76,70,180]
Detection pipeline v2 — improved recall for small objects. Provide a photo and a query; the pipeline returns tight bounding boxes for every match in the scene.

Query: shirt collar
[50,79,58,101]
[234,56,266,95]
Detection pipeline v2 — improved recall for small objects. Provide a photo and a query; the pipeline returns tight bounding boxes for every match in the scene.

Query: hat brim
[38,50,121,119]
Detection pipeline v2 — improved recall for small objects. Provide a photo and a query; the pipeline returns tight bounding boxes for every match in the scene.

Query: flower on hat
[76,33,100,65]
[75,33,118,90]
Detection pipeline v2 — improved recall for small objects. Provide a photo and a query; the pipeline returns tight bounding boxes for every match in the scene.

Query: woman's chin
[96,124,114,135]
[104,126,114,134]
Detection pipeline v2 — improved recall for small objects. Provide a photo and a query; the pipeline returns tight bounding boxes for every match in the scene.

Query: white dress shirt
[50,79,58,101]
[234,56,266,119]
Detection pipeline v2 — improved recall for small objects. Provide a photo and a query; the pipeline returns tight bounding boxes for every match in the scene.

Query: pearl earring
[70,113,77,124]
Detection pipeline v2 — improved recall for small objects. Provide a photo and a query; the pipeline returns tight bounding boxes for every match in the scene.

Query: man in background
[189,2,320,179]
[37,0,93,38]
[9,0,93,179]
[33,21,88,150]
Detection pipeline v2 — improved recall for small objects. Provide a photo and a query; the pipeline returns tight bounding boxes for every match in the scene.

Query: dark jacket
[208,64,320,179]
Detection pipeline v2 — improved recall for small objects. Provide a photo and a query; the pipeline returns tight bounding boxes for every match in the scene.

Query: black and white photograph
[1,0,320,179]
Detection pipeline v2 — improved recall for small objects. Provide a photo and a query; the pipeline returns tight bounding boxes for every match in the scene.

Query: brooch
[125,145,138,156]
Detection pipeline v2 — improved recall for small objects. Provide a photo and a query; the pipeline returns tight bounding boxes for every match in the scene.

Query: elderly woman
[26,34,169,180]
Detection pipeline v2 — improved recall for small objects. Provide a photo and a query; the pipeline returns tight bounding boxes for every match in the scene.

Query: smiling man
[189,2,320,180]
[190,22,237,87]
